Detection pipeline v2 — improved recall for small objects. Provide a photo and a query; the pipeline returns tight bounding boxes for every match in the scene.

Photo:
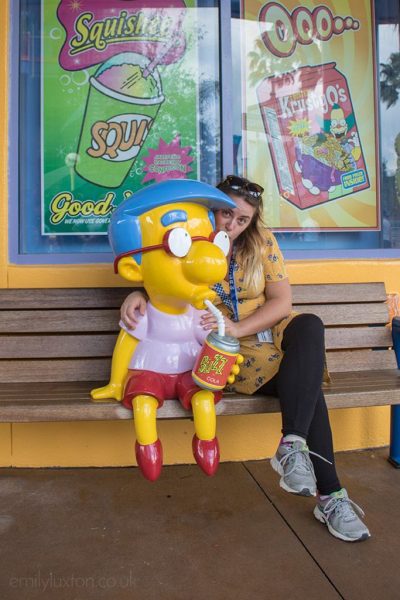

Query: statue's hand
[227,354,244,384]
[91,383,123,402]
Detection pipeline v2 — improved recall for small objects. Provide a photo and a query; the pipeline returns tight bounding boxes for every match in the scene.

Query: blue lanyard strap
[228,252,239,322]
[213,282,235,316]
[212,250,239,322]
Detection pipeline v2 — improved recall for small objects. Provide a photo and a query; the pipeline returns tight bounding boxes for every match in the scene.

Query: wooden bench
[1,284,400,453]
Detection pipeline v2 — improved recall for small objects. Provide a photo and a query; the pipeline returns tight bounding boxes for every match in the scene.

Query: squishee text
[70,11,173,55]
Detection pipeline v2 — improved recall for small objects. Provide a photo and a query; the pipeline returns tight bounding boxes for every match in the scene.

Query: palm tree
[247,38,299,88]
[380,52,400,108]
[380,52,400,210]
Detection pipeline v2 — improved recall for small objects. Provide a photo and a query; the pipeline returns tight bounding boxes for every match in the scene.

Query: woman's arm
[234,278,292,337]
[201,278,292,338]
[120,290,148,329]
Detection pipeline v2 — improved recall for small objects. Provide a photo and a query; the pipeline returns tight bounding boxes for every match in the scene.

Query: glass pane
[231,0,400,253]
[377,0,400,249]
[17,0,220,260]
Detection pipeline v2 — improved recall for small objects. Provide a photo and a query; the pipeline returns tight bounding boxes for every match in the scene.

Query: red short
[122,369,222,411]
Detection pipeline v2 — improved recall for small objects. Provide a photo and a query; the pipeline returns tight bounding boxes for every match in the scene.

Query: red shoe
[192,435,220,476]
[135,439,163,482]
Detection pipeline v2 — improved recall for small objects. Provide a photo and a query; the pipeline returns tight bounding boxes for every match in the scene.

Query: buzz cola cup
[75,52,164,188]
[192,331,241,392]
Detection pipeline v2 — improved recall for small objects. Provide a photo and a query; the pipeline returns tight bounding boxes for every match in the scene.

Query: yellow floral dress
[213,229,296,395]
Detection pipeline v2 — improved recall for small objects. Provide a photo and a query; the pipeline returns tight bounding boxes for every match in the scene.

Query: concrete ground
[0,448,398,600]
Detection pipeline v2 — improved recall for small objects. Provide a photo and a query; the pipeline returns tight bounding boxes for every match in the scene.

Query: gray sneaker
[313,488,371,542]
[271,440,321,497]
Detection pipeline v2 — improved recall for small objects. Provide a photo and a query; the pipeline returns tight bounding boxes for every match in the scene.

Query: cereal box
[256,62,370,210]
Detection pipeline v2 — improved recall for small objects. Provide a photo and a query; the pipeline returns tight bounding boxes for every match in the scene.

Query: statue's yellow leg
[132,394,158,445]
[191,389,216,441]
[132,394,162,482]
[91,330,137,402]
[191,389,219,476]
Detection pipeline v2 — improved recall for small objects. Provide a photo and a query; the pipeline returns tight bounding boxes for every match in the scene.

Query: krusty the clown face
[330,106,348,139]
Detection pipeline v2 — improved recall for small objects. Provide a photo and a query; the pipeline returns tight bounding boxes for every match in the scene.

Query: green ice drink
[75,52,164,188]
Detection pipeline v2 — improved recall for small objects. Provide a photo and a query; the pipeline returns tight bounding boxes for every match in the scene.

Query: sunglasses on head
[220,175,264,198]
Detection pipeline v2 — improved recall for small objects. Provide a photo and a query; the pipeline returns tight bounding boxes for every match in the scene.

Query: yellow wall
[288,260,400,295]
[4,407,390,468]
[6,260,400,293]
[0,1,398,467]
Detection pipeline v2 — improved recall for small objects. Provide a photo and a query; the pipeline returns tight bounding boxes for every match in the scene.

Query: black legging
[258,313,341,495]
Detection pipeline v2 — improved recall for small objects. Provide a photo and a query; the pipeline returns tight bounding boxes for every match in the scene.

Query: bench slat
[0,334,118,359]
[1,388,397,422]
[0,359,111,382]
[0,288,130,309]
[0,310,391,337]
[1,345,396,370]
[0,350,398,388]
[0,370,399,422]
[0,371,394,397]
[0,310,120,333]
[325,326,393,349]
[293,303,389,326]
[292,282,387,304]
[0,283,387,310]
[0,327,396,382]
[327,349,398,371]
[0,314,391,339]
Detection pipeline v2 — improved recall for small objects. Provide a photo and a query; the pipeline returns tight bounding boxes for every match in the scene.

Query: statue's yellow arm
[91,329,138,402]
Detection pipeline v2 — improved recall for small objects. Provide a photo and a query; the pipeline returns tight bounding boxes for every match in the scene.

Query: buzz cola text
[198,354,228,375]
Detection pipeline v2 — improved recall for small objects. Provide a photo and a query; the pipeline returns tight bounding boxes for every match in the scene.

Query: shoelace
[278,445,332,478]
[322,495,365,523]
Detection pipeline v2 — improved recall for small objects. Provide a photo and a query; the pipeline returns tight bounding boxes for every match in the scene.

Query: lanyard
[228,250,240,323]
[212,249,240,322]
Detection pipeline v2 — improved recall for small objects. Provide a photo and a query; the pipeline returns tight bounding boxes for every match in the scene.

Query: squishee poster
[242,1,379,231]
[42,0,199,235]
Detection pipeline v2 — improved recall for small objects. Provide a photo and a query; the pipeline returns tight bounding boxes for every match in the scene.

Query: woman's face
[215,193,256,243]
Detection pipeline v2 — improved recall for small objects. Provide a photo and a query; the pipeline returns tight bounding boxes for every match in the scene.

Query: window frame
[8,0,400,265]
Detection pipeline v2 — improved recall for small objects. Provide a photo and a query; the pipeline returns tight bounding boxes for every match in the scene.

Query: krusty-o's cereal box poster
[242,0,379,231]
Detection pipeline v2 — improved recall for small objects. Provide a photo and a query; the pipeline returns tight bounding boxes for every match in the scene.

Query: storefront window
[378,0,400,249]
[231,0,400,255]
[11,1,400,263]
[13,0,221,262]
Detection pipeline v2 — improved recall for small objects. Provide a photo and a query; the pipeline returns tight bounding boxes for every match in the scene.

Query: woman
[121,175,370,543]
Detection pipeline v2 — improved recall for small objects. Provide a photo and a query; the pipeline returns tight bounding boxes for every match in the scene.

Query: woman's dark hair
[217,175,267,291]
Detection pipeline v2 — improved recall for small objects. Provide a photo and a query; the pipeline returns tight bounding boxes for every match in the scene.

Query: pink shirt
[120,302,209,374]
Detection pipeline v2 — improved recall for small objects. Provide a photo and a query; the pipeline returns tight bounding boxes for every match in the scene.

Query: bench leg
[389,317,400,467]
[389,406,400,468]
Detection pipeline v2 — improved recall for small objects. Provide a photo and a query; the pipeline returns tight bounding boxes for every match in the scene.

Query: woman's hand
[120,291,147,329]
[200,311,240,338]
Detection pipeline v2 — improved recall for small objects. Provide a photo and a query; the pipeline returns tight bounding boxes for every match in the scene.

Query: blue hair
[109,179,235,265]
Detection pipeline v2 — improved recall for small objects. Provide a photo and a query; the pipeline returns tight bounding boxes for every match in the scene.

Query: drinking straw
[205,299,225,337]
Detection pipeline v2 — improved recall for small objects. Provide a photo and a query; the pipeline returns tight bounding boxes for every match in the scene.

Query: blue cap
[109,179,235,262]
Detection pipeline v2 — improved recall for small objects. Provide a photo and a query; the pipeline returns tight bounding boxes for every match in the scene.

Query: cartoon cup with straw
[75,52,164,188]
[192,300,243,392]
[65,152,80,191]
